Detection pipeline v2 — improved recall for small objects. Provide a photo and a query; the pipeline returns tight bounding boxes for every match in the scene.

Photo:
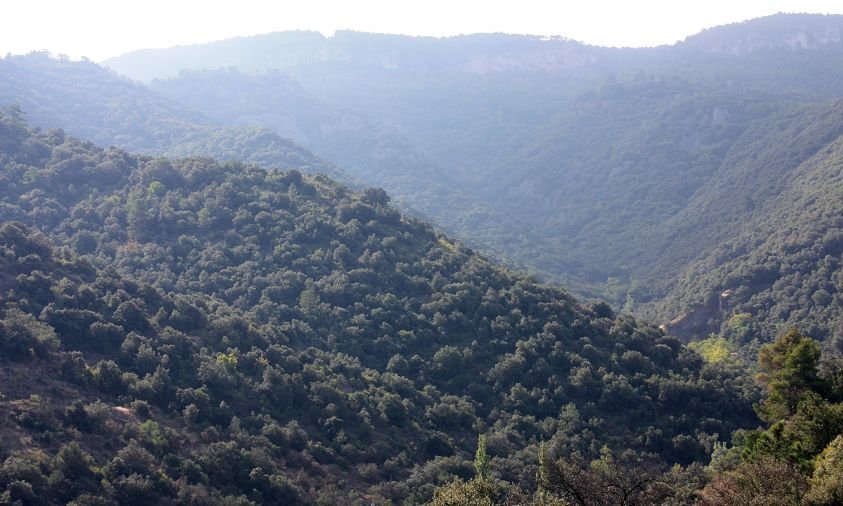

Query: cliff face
[105,31,616,81]
[680,13,843,54]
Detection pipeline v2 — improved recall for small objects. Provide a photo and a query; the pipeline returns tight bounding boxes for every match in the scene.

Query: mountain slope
[681,13,843,54]
[101,14,843,307]
[0,53,348,181]
[15,16,843,351]
[652,109,843,352]
[104,30,619,83]
[0,110,758,503]
[1,55,577,283]
[149,68,588,281]
[147,62,820,300]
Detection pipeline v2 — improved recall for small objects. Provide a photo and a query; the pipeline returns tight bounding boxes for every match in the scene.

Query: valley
[1,12,843,504]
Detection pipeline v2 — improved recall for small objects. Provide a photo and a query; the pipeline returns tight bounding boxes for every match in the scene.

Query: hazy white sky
[2,0,843,61]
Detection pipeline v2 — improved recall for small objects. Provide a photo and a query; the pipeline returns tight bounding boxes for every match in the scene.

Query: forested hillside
[7,15,843,354]
[104,14,843,311]
[0,53,348,182]
[430,328,843,505]
[652,101,843,352]
[147,67,587,283]
[0,110,760,503]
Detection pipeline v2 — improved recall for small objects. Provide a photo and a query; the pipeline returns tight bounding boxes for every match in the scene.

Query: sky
[2,0,843,61]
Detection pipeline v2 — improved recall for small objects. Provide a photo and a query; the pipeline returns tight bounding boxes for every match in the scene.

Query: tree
[429,478,495,506]
[0,452,49,505]
[431,434,497,506]
[0,308,60,361]
[756,328,828,422]
[104,442,171,505]
[742,392,843,469]
[48,443,100,502]
[538,448,670,506]
[475,435,491,483]
[697,455,807,506]
[805,435,843,506]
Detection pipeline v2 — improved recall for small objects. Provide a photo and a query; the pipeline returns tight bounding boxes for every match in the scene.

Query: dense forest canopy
[0,109,764,503]
[651,104,843,353]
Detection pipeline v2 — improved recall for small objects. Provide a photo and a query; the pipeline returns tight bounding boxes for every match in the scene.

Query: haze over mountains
[0,54,348,182]
[3,13,843,342]
[3,12,843,503]
[108,13,843,344]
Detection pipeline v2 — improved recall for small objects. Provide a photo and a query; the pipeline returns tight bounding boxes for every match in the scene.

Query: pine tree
[757,328,828,421]
[475,434,491,483]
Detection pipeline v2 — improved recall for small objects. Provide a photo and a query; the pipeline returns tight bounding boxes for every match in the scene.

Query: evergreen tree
[757,328,828,421]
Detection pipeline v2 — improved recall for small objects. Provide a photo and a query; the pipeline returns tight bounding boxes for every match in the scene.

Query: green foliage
[723,313,756,343]
[109,18,843,315]
[688,335,735,364]
[745,392,843,470]
[0,308,60,360]
[474,435,491,483]
[431,435,498,506]
[756,329,828,422]
[806,435,843,505]
[707,331,843,502]
[9,27,843,354]
[0,105,760,503]
[1,18,840,503]
[48,443,101,502]
[0,453,51,505]
[697,455,808,506]
[430,478,496,506]
[137,420,170,454]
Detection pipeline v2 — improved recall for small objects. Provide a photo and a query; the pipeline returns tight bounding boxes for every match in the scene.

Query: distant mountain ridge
[8,14,843,350]
[119,12,843,351]
[105,30,612,82]
[681,13,843,54]
[105,14,843,83]
[0,52,351,182]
